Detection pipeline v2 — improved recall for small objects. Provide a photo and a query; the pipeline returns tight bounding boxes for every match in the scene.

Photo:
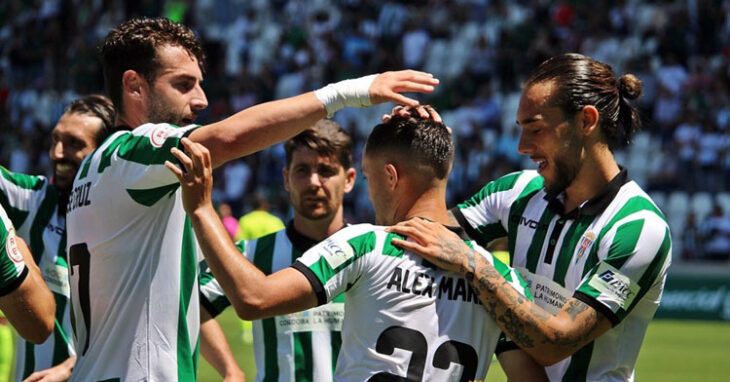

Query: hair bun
[618,73,643,100]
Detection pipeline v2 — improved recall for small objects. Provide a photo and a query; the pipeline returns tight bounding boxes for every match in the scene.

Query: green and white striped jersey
[200,222,344,382]
[453,169,672,382]
[67,123,201,382]
[0,166,74,380]
[293,223,531,382]
[0,204,26,294]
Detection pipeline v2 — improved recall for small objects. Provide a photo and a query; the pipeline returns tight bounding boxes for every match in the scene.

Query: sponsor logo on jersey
[321,238,354,269]
[589,263,640,309]
[150,125,172,148]
[6,228,23,264]
[517,268,571,314]
[42,262,71,297]
[576,232,596,261]
[509,214,549,232]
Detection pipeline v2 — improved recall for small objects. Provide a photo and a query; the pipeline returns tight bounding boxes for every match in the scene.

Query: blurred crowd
[1,0,729,261]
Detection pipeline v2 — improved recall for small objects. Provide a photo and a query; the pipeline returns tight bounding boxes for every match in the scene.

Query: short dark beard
[545,124,583,195]
[146,94,181,125]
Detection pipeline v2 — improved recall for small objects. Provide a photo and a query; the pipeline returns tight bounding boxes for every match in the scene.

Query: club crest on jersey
[6,228,23,264]
[321,238,354,270]
[150,125,173,148]
[576,232,596,261]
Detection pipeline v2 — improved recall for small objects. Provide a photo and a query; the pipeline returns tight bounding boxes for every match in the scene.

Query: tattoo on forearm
[565,299,589,321]
[466,254,603,351]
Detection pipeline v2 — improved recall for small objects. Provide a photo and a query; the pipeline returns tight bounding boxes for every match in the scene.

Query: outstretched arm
[387,219,612,366]
[200,309,245,382]
[190,71,439,168]
[166,139,316,320]
[0,237,55,344]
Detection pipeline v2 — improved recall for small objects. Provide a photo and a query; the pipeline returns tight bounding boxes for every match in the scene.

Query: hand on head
[381,105,451,134]
[369,70,440,107]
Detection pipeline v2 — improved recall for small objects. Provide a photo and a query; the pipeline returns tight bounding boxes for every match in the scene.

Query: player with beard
[200,120,356,381]
[0,95,113,381]
[1,95,242,381]
[65,17,437,381]
[388,53,672,381]
[169,110,547,381]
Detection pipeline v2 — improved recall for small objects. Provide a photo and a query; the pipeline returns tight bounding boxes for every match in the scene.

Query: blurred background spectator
[0,0,728,262]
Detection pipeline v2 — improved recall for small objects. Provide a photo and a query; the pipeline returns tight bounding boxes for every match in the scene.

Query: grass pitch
[198,312,730,381]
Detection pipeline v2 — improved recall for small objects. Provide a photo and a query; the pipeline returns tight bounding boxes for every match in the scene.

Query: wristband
[314,74,378,117]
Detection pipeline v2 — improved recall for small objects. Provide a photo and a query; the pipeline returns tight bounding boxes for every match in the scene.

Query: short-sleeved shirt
[0,205,26,295]
[200,222,344,382]
[0,166,75,379]
[292,223,531,381]
[67,123,201,381]
[453,169,672,381]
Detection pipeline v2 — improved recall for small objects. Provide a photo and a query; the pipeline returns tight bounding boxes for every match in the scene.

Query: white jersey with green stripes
[200,223,344,382]
[453,169,672,382]
[0,166,75,380]
[0,205,27,296]
[66,123,201,382]
[293,223,531,382]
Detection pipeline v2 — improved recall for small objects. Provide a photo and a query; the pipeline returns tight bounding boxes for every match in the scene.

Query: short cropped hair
[284,120,353,170]
[365,108,453,180]
[65,94,116,146]
[100,17,206,113]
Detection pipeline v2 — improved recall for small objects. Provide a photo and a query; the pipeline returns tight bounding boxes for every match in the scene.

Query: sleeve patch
[587,263,640,310]
[150,125,173,148]
[6,229,23,264]
[321,237,354,270]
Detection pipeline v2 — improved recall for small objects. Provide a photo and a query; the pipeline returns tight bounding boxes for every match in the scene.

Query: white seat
[648,191,666,211]
[691,192,714,222]
[667,191,689,220]
[716,193,730,215]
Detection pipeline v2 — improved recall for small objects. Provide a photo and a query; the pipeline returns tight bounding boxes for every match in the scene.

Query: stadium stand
[0,0,728,262]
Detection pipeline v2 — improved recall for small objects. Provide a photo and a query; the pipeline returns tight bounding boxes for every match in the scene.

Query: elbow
[232,295,269,321]
[25,319,54,345]
[532,353,566,367]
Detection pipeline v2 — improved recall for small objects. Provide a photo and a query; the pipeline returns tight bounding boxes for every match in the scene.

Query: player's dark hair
[284,119,353,170]
[525,53,642,150]
[65,94,116,146]
[100,17,206,113]
[365,107,453,180]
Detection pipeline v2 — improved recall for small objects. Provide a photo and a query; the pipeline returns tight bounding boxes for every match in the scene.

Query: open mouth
[54,163,76,176]
[531,157,547,173]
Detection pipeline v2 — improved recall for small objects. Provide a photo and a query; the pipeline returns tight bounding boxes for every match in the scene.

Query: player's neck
[563,148,619,212]
[292,207,346,242]
[115,109,148,129]
[402,187,451,226]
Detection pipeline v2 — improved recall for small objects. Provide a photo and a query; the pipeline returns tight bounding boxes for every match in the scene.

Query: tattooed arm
[387,218,612,366]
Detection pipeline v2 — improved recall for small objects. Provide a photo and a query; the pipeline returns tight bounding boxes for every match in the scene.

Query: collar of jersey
[285,220,350,254]
[544,167,629,219]
[403,217,469,241]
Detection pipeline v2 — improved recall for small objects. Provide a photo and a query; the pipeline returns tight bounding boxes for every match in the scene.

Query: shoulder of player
[603,183,670,234]
[459,170,544,209]
[0,165,48,193]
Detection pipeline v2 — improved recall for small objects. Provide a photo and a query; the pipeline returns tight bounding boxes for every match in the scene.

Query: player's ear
[344,167,356,193]
[578,105,599,136]
[385,163,398,190]
[122,70,145,101]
